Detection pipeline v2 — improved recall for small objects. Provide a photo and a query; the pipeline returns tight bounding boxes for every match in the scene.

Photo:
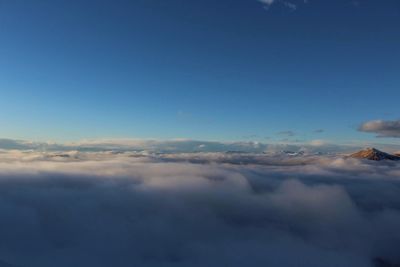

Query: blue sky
[0,0,399,144]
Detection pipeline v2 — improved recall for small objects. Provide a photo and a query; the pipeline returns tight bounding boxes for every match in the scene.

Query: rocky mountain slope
[350,148,400,161]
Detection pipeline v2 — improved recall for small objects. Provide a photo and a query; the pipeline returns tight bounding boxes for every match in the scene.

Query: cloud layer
[359,120,400,138]
[0,150,399,266]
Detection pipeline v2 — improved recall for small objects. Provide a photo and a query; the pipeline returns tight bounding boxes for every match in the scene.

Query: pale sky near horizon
[0,0,399,145]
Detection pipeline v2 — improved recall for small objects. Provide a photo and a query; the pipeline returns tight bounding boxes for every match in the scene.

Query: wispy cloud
[258,0,306,11]
[283,1,297,10]
[278,130,296,137]
[258,0,275,6]
[350,0,361,7]
[359,120,400,138]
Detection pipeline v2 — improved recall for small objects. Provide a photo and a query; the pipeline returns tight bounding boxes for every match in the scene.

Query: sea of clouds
[0,145,400,267]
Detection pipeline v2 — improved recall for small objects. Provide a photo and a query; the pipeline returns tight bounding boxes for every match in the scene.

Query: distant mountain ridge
[350,148,400,161]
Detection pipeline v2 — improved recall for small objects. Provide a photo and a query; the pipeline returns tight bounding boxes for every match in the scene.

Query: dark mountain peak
[350,148,400,161]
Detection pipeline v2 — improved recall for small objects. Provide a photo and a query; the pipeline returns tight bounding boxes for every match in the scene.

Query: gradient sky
[0,0,399,143]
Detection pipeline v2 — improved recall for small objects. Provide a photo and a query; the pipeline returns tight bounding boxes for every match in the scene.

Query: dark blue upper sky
[0,0,399,144]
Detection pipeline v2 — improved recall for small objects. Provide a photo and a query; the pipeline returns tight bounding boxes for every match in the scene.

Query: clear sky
[0,0,399,144]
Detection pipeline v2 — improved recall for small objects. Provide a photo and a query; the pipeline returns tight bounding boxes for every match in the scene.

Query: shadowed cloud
[359,120,400,138]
